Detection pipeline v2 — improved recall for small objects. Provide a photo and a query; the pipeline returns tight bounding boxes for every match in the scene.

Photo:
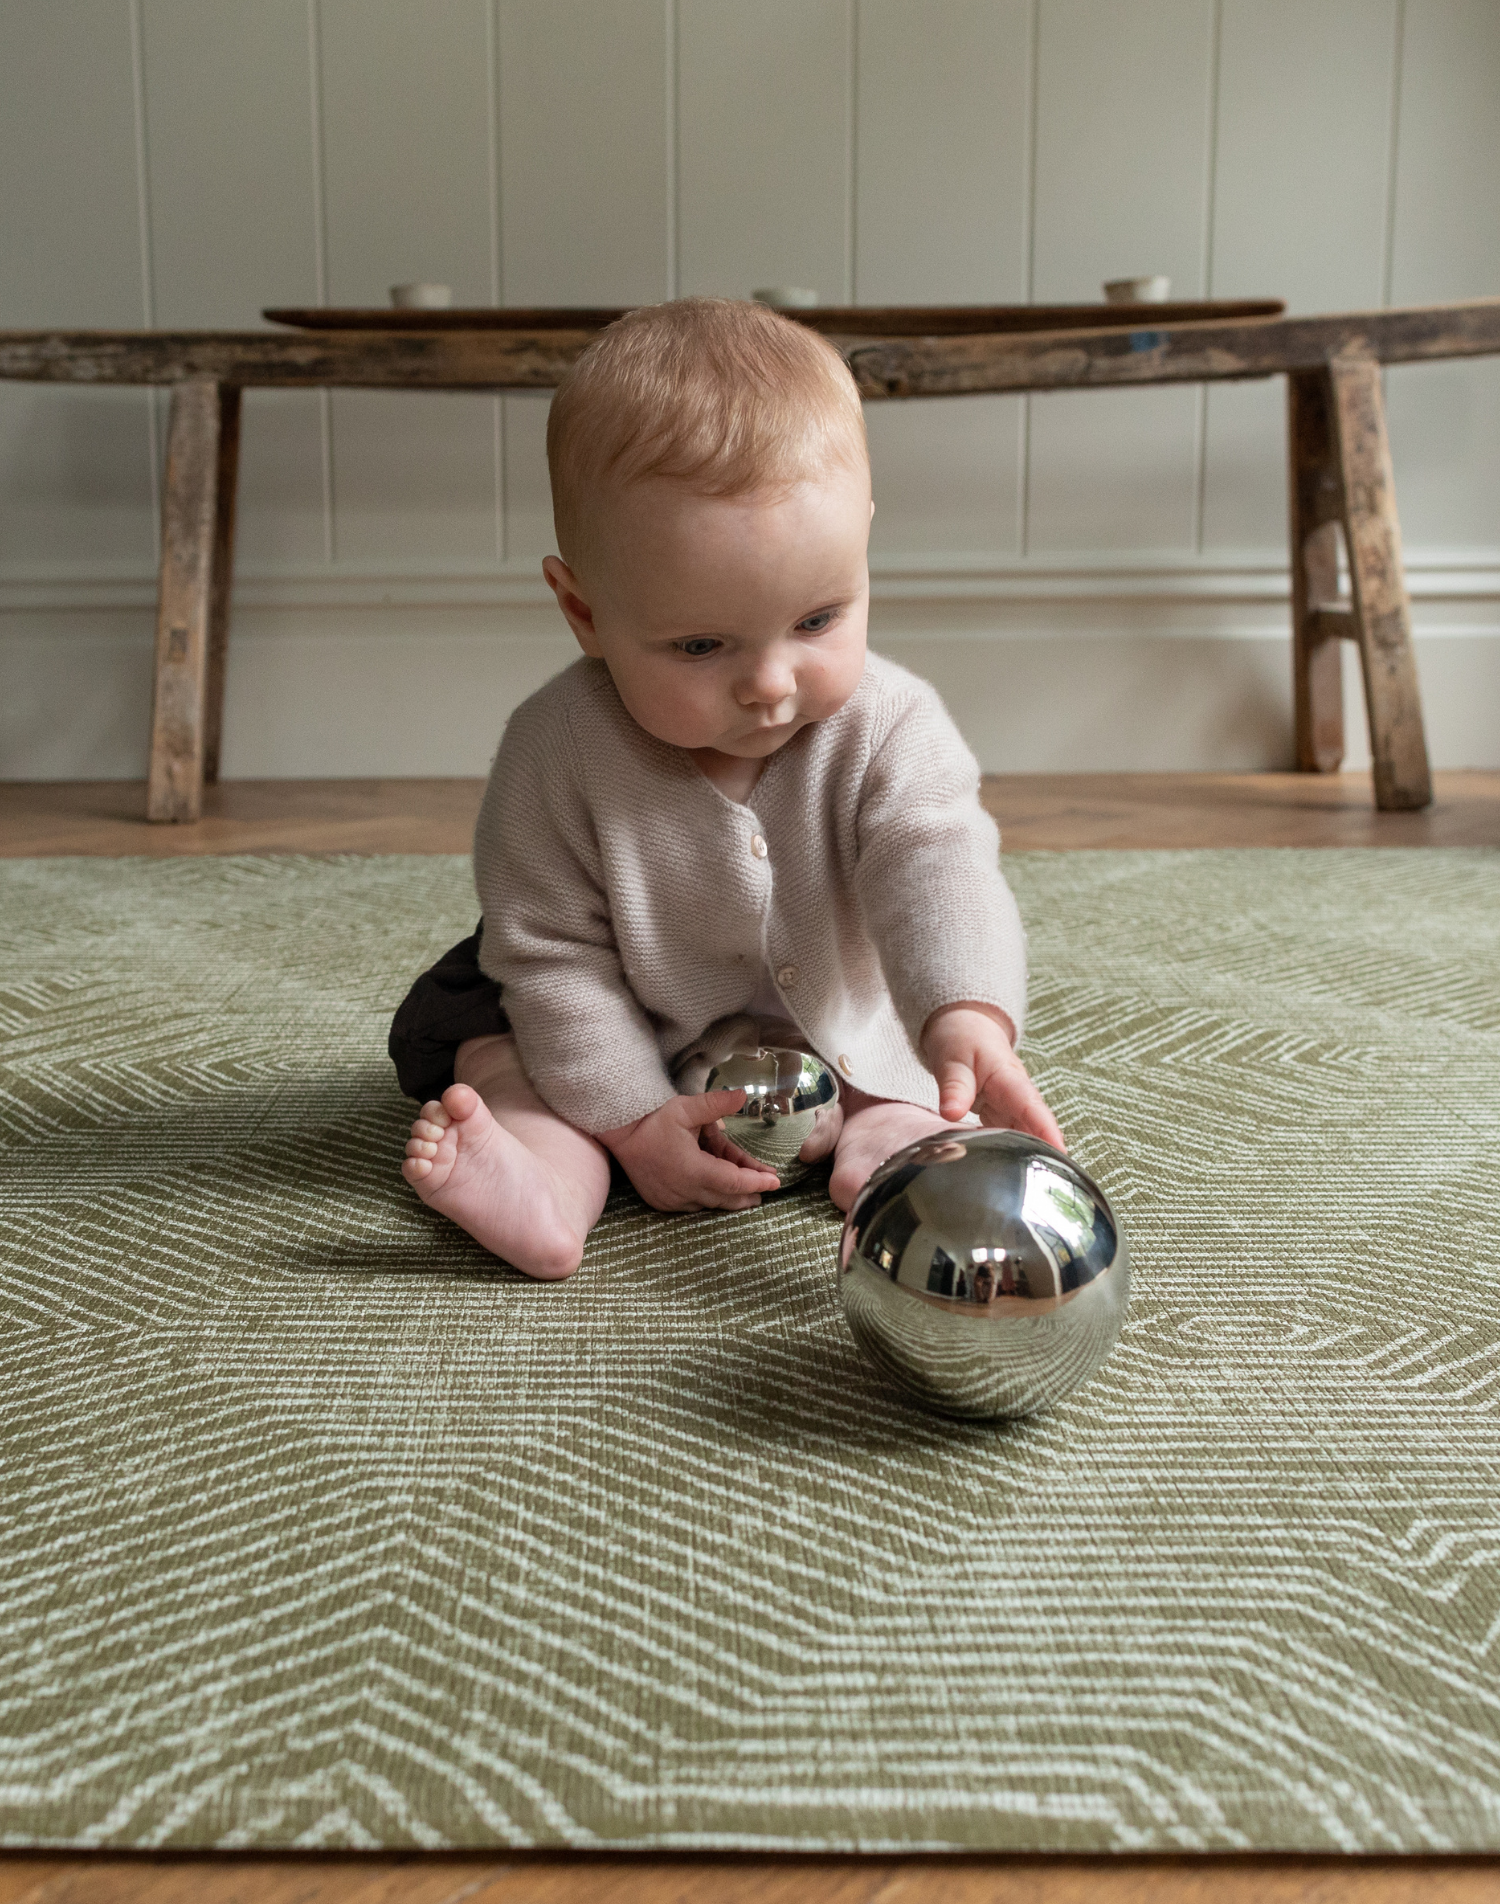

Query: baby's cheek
[627,671,715,747]
[806,660,861,720]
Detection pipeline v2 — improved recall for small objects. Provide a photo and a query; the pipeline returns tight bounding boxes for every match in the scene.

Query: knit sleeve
[471,693,676,1133]
[852,678,1028,1050]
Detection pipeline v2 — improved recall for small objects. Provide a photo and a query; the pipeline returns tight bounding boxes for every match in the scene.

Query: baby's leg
[401,1034,611,1279]
[828,1085,956,1214]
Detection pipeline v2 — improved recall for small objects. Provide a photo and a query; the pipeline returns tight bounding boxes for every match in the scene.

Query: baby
[390,298,1061,1278]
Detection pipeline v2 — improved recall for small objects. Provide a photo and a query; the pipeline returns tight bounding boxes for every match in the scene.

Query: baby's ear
[542,555,603,656]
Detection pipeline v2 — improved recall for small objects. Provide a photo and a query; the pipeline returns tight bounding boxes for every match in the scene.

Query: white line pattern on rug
[1,850,1498,1852]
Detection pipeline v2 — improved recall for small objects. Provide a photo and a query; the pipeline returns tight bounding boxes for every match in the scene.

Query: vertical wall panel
[678,0,850,302]
[857,0,1030,557]
[1385,0,1500,549]
[500,393,556,564]
[322,0,496,306]
[499,0,669,307]
[1200,0,1397,552]
[864,395,1024,555]
[499,0,670,564]
[141,0,328,567]
[855,0,1030,305]
[320,0,499,565]
[0,2,156,568]
[1026,0,1214,551]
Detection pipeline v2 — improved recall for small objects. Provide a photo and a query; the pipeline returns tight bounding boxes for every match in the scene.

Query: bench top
[2,298,1497,396]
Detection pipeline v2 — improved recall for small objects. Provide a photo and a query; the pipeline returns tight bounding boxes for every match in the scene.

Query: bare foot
[402,1083,591,1279]
[829,1098,952,1213]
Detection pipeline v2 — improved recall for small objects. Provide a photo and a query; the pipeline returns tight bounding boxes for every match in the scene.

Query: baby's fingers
[700,1122,772,1172]
[1002,1095,1066,1152]
[676,1086,754,1131]
[934,1058,977,1122]
[688,1148,780,1204]
[976,1062,1065,1152]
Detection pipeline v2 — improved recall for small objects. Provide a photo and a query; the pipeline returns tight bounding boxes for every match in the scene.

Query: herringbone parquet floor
[3,774,1496,1904]
[1,772,1497,857]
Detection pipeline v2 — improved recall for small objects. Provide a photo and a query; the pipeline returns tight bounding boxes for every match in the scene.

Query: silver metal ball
[838,1128,1129,1419]
[703,1046,840,1184]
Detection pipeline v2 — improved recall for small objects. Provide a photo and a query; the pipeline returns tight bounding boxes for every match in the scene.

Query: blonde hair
[547,297,868,572]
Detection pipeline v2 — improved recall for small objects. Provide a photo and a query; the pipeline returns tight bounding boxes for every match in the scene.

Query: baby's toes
[402,1097,462,1189]
[405,1104,452,1161]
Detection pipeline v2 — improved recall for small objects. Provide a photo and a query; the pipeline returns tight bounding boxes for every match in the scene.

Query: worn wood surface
[840,298,1500,398]
[145,381,237,823]
[3,774,1496,859]
[0,1853,1497,1904]
[3,299,1500,394]
[981,770,1495,849]
[260,297,1285,336]
[1288,371,1348,772]
[200,385,241,787]
[0,328,598,391]
[1325,356,1433,810]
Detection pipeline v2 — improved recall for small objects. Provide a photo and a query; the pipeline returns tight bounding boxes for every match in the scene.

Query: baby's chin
[654,715,806,758]
[717,719,806,757]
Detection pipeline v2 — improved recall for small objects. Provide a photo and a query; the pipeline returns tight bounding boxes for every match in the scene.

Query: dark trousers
[388,924,510,1103]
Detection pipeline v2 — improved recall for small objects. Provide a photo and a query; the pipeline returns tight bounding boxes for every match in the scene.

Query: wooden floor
[1,769,1497,856]
[2,1854,1499,1904]
[3,771,1497,1904]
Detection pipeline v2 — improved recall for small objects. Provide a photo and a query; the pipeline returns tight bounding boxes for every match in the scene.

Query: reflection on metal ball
[703,1047,840,1184]
[838,1128,1129,1419]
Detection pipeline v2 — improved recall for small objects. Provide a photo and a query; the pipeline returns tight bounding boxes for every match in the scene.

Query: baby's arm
[853,680,1062,1141]
[475,697,678,1130]
[474,699,777,1211]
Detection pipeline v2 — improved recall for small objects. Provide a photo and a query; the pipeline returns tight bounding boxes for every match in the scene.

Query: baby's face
[543,462,872,763]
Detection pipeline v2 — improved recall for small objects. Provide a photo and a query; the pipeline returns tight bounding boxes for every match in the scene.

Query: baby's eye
[675,636,723,658]
[797,609,838,634]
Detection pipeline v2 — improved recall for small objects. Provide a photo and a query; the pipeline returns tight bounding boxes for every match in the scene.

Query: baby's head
[542,298,872,768]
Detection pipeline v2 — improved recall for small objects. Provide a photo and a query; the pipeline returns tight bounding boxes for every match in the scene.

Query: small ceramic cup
[1103,276,1171,304]
[389,283,453,310]
[752,286,820,309]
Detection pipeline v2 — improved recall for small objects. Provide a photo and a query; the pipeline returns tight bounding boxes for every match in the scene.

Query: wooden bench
[4,296,1498,820]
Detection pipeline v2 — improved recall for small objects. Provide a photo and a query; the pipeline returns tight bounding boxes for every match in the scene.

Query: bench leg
[1327,355,1432,811]
[201,386,241,787]
[1288,370,1346,772]
[1287,361,1433,811]
[146,380,241,822]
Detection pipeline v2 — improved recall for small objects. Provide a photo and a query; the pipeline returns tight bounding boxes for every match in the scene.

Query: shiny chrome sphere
[703,1046,840,1184]
[838,1128,1129,1419]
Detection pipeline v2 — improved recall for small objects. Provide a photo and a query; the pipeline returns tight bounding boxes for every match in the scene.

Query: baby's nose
[738,650,797,706]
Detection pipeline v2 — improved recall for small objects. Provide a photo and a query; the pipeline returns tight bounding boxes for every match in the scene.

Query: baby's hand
[599,1089,782,1213]
[921,1002,1066,1151]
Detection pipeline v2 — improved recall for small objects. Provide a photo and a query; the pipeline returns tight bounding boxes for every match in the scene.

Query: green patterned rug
[2,849,1498,1853]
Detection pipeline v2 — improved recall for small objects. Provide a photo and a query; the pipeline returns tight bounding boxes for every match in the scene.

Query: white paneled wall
[1,0,1497,779]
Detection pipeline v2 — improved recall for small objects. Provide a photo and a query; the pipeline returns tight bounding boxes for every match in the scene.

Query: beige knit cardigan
[473,653,1028,1133]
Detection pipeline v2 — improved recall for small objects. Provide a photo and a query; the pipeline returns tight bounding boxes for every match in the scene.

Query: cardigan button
[837,1054,853,1077]
[776,964,798,988]
[750,833,768,859]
